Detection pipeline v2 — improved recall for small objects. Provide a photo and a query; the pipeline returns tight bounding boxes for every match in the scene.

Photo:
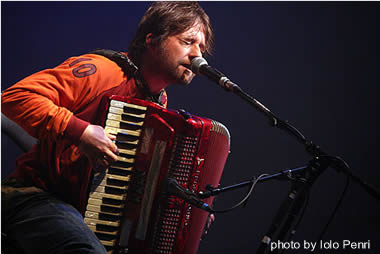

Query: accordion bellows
[84,95,230,254]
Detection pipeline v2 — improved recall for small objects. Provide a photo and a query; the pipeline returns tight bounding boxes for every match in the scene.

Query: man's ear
[145,33,154,49]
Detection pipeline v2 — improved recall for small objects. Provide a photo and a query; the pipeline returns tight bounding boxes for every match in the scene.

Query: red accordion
[84,95,230,254]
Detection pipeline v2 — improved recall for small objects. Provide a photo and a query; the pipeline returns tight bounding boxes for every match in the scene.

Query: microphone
[190,57,239,92]
[165,178,213,213]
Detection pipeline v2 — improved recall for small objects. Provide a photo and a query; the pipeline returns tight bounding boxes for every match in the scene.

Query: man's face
[153,24,206,86]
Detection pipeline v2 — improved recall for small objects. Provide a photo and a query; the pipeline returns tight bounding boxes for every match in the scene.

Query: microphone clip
[165,178,213,213]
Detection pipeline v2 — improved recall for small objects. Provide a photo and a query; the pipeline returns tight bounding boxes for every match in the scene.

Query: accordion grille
[151,135,199,253]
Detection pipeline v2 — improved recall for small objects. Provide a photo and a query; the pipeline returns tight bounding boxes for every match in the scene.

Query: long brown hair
[128,1,214,66]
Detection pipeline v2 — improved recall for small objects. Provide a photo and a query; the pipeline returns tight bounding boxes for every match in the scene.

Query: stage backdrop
[2,2,379,253]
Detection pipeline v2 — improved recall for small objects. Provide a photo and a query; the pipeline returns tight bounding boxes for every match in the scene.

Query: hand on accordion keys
[78,124,119,172]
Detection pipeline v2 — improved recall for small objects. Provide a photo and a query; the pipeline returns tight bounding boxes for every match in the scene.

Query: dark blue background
[2,2,380,253]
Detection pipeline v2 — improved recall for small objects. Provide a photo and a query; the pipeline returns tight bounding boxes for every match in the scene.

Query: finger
[102,154,116,165]
[106,133,117,141]
[111,142,119,155]
[105,136,119,154]
[207,214,215,229]
[104,149,119,162]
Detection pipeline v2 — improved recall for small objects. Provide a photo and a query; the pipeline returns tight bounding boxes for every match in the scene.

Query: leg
[2,183,106,254]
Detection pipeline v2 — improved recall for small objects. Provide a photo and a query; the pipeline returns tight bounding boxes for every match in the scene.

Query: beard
[155,45,196,86]
[177,67,195,86]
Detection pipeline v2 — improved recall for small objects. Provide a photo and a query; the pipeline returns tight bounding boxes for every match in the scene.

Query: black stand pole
[196,159,328,254]
[198,165,308,199]
[203,76,380,253]
[218,81,380,201]
[255,158,329,254]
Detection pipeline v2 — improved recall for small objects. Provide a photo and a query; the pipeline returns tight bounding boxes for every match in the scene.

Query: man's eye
[181,39,192,45]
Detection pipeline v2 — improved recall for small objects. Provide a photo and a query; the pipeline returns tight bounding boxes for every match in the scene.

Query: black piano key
[116,140,138,150]
[104,185,128,195]
[106,177,130,187]
[118,121,142,131]
[99,204,123,214]
[101,197,124,206]
[116,132,139,142]
[120,114,144,124]
[95,232,117,241]
[123,106,146,115]
[96,223,119,233]
[108,167,132,177]
[98,212,122,222]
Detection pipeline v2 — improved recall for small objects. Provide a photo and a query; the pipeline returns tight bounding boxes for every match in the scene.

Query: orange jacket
[2,53,167,212]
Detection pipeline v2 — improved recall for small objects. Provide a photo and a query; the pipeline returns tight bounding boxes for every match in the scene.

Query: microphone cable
[209,173,269,214]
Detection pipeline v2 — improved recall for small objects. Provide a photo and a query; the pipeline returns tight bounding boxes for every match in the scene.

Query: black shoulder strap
[89,48,138,77]
[88,48,166,107]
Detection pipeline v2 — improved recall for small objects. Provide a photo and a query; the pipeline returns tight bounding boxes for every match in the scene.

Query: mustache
[181,63,193,72]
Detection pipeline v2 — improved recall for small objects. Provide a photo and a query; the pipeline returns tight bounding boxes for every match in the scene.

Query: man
[1,2,214,253]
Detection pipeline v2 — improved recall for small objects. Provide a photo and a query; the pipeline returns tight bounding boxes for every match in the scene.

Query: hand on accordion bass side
[202,213,215,236]
[78,124,119,172]
[203,213,215,236]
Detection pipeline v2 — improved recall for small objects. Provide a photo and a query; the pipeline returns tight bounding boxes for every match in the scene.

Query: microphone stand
[197,160,327,254]
[207,79,380,253]
[217,80,380,201]
[255,158,329,254]
[198,165,308,199]
[191,58,379,251]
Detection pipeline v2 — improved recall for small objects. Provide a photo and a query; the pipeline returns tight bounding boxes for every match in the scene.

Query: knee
[62,240,107,254]
[89,240,108,254]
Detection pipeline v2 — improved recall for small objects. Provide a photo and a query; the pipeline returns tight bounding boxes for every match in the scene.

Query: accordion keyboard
[84,99,147,252]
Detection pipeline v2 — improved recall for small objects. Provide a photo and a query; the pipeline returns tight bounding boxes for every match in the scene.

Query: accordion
[84,95,230,254]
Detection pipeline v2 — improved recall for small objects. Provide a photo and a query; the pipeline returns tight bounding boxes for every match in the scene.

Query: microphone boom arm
[191,57,380,201]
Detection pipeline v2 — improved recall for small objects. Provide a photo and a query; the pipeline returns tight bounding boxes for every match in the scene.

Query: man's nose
[189,44,202,58]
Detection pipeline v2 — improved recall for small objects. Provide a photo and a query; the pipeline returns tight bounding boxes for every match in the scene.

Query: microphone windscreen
[190,57,208,74]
